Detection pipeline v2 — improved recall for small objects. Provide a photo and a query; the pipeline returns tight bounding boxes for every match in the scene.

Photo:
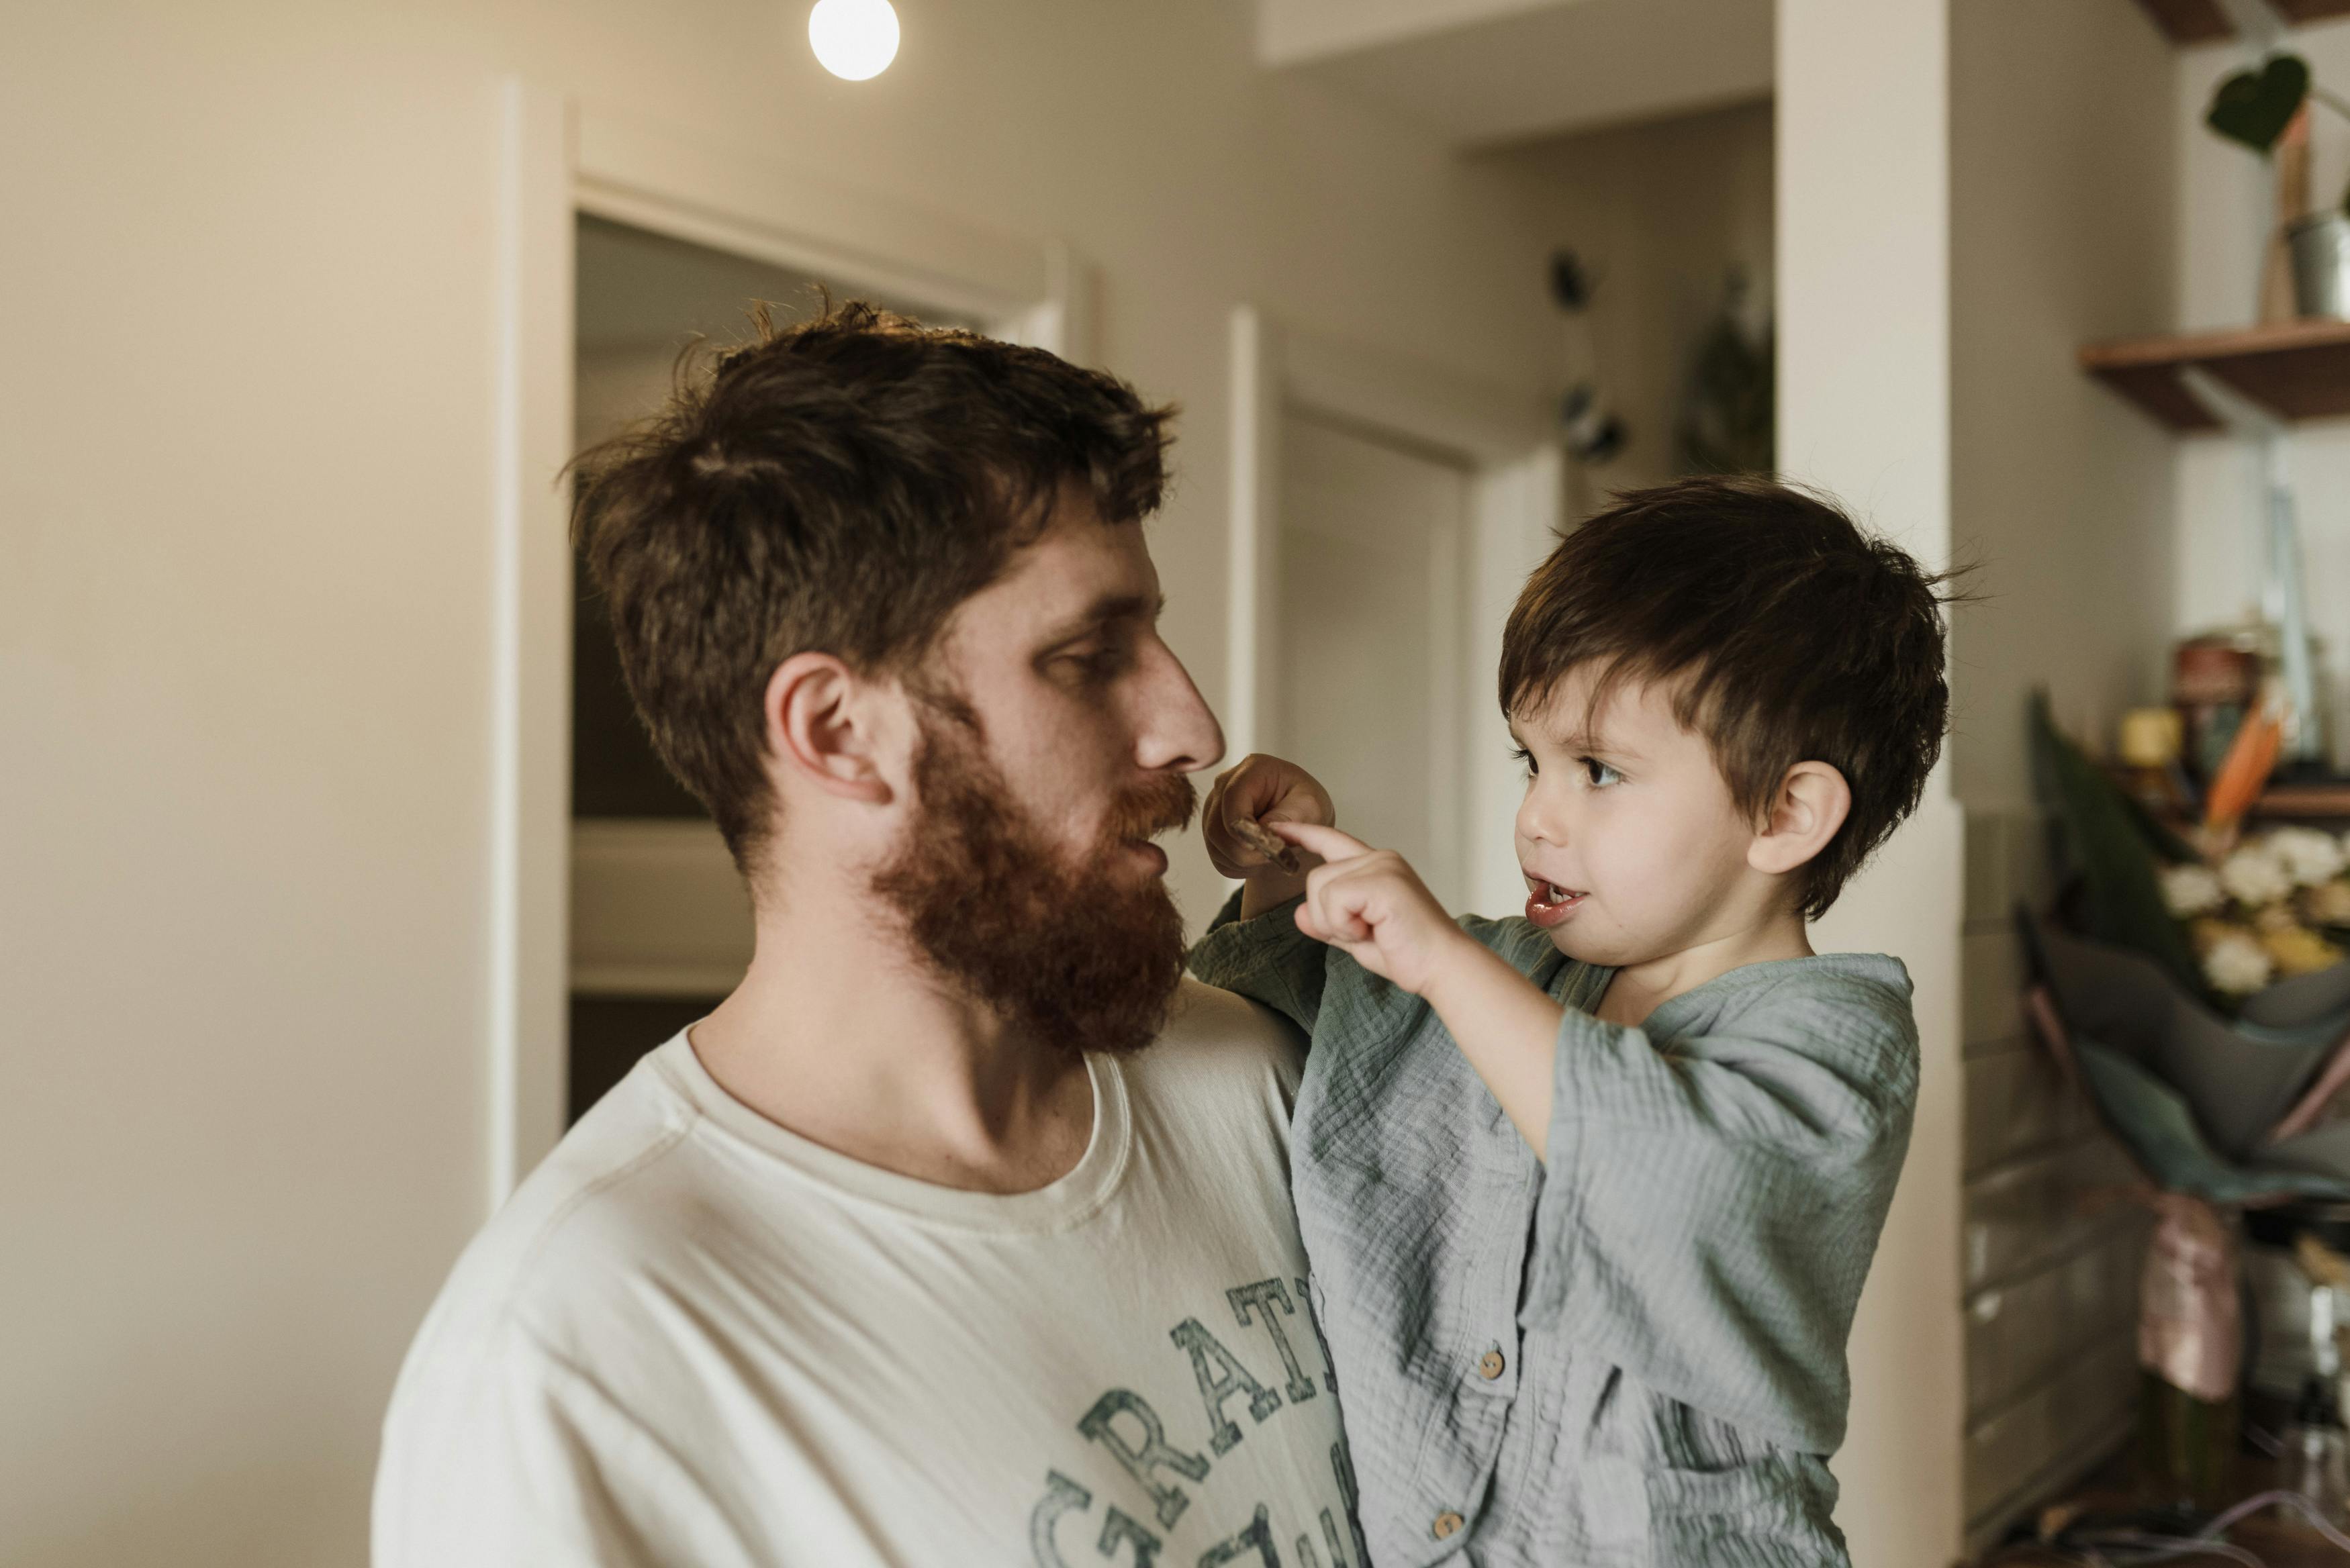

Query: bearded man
[373,305,1362,1568]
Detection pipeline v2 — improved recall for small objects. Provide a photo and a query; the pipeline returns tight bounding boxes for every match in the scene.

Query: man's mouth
[1523,873,1586,928]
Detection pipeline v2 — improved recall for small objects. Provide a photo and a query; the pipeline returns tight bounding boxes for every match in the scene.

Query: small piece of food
[2159,863,2224,918]
[2198,925,2274,995]
[2302,879,2350,929]
[2261,924,2342,979]
[1230,815,1303,874]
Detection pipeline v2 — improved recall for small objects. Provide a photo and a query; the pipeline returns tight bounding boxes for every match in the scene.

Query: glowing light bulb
[808,0,899,81]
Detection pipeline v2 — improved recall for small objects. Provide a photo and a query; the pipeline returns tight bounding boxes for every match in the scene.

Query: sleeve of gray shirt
[1532,959,1919,1452]
[1191,887,1332,1037]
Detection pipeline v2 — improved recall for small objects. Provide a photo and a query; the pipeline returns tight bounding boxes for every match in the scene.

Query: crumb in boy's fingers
[1231,816,1303,874]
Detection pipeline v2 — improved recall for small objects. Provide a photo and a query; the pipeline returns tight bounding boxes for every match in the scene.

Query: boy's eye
[1511,745,1537,777]
[1581,757,1622,788]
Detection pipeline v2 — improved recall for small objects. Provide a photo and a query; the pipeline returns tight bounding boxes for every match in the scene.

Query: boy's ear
[764,651,902,807]
[1748,761,1852,879]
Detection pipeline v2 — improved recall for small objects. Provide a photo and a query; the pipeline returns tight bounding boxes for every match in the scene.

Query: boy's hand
[1274,822,1475,999]
[1203,754,1335,881]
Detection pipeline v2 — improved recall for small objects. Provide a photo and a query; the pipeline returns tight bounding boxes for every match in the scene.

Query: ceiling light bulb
[808,0,899,81]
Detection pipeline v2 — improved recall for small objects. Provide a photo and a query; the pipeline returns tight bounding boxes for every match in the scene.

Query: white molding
[1280,328,1554,462]
[492,89,1078,1207]
[1226,305,1560,912]
[575,107,1049,324]
[487,81,577,1209]
[1227,307,1284,761]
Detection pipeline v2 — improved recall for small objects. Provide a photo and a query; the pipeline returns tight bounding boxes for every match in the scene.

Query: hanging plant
[1677,268,1773,477]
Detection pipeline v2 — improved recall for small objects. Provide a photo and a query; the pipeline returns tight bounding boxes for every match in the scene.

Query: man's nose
[1133,638,1225,775]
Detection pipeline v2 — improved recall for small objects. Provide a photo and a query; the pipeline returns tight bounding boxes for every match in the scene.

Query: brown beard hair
[869,707,1197,1059]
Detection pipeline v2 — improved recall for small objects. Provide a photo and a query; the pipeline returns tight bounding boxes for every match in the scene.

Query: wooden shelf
[2135,0,2350,45]
[2078,317,2350,430]
[2251,780,2350,819]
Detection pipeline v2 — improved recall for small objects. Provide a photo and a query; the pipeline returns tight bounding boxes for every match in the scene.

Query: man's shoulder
[399,1045,751,1367]
[1119,975,1309,1119]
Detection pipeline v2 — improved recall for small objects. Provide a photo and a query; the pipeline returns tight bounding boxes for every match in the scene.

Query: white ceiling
[1260,0,1774,148]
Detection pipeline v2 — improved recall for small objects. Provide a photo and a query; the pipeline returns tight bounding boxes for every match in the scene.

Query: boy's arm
[1273,822,1568,1148]
[1530,973,1916,1451]
[1188,889,1331,1034]
[1275,821,1916,1449]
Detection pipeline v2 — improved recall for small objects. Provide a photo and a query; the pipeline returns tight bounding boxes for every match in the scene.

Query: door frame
[487,81,1088,1206]
[1226,305,1562,917]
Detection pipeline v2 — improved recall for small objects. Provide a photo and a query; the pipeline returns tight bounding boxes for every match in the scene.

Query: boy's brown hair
[570,301,1175,873]
[1499,476,1952,919]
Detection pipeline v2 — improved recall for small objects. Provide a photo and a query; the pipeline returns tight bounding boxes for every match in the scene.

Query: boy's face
[1509,667,1781,968]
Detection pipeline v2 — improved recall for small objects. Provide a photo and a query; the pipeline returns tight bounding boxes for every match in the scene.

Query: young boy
[1190,475,1950,1567]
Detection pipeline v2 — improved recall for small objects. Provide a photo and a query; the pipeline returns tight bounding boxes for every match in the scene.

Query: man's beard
[870,716,1196,1059]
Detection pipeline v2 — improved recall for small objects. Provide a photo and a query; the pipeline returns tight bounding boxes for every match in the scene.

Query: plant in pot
[2207,52,2350,319]
[2028,692,2350,1169]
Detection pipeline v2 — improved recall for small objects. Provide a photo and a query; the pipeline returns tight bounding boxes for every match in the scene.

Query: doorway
[1227,307,1561,924]
[565,214,976,1120]
[1276,413,1472,908]
[488,88,1085,1199]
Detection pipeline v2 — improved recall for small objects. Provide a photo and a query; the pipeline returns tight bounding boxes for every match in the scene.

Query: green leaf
[2208,53,2310,154]
[2029,691,2210,999]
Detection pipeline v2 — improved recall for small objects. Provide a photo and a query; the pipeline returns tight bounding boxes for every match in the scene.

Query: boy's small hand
[1273,822,1474,999]
[1203,754,1335,881]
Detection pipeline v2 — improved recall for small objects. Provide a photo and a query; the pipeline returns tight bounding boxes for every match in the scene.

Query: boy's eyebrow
[1552,726,1637,759]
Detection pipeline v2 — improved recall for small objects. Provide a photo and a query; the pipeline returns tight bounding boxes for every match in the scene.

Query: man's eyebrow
[1037,592,1163,648]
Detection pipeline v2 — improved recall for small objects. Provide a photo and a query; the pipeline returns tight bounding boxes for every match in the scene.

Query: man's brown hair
[571,301,1175,871]
[1499,475,1953,919]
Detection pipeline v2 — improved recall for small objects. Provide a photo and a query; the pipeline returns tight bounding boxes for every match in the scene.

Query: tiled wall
[1959,809,2151,1555]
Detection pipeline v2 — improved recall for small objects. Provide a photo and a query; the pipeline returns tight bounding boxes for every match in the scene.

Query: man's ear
[765,652,898,805]
[1748,761,1852,878]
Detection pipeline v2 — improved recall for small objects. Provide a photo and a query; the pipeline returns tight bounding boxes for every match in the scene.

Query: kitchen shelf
[2250,780,2350,819]
[2135,0,2350,44]
[2077,317,2350,430]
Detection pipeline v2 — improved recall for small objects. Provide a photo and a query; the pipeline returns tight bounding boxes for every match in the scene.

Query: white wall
[0,6,1567,1563]
[1483,99,1775,511]
[2175,18,2350,772]
[1947,1,2179,1545]
[1953,1,2180,807]
[1779,0,1967,1562]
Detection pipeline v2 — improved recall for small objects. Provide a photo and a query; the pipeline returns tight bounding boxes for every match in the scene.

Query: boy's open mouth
[1522,873,1585,928]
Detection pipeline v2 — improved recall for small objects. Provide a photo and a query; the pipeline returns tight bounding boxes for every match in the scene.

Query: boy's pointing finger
[1270,820,1372,862]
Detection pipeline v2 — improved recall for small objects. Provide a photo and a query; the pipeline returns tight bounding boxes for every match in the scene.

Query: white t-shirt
[373,979,1363,1568]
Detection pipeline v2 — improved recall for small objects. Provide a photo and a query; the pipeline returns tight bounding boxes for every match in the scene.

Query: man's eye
[1511,745,1538,777]
[1060,646,1128,681]
[1581,758,1622,788]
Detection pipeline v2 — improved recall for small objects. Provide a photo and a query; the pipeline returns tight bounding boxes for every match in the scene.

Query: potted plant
[2028,693,2350,1167]
[2206,52,2350,317]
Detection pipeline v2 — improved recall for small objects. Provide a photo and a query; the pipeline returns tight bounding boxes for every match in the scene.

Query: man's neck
[1593,908,1814,1029]
[687,882,1095,1195]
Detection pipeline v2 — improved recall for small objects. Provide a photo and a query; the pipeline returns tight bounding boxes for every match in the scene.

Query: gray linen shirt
[1188,893,1918,1568]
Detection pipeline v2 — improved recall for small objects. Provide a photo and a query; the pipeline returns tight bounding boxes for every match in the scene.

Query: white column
[1779,1,1966,1563]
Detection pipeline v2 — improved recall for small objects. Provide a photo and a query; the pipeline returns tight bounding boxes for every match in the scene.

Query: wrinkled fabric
[1190,893,1919,1567]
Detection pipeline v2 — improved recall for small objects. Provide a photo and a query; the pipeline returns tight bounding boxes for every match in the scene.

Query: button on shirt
[1190,895,1919,1568]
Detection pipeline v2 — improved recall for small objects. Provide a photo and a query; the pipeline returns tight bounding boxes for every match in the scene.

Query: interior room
[15,1,2350,1563]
